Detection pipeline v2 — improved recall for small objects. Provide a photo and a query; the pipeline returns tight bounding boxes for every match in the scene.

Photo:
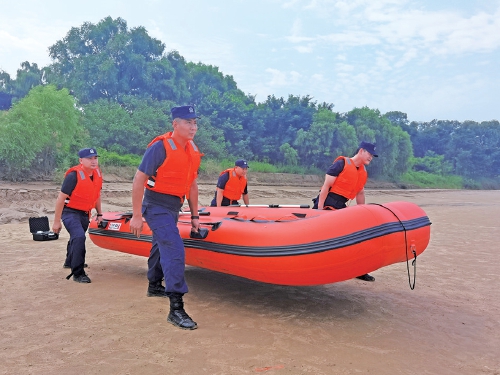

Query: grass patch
[200,158,322,176]
[462,177,500,190]
[400,171,463,189]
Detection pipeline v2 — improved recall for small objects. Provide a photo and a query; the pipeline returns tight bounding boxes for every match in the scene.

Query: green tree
[279,143,299,166]
[81,96,228,159]
[341,107,412,180]
[47,17,179,103]
[446,120,500,178]
[0,85,84,180]
[186,62,255,156]
[165,51,191,103]
[294,108,357,169]
[193,117,228,160]
[245,95,318,162]
[0,70,13,110]
[408,120,460,157]
[81,96,174,154]
[0,62,45,105]
[411,152,453,175]
[384,111,409,129]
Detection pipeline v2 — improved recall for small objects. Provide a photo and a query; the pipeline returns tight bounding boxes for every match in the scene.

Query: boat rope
[369,204,417,290]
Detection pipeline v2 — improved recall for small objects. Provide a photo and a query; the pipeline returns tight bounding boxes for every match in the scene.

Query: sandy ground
[0,180,499,375]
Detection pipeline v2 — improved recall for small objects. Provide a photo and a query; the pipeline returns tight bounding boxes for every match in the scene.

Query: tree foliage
[410,152,453,175]
[340,107,413,180]
[0,62,45,107]
[1,16,499,185]
[0,85,84,180]
[402,119,500,179]
[294,108,357,170]
[81,96,174,154]
[46,17,180,103]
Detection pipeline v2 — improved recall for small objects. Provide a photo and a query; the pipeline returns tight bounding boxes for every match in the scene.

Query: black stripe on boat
[89,216,430,257]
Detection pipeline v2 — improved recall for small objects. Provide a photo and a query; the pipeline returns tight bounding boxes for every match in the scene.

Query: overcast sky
[1,0,499,122]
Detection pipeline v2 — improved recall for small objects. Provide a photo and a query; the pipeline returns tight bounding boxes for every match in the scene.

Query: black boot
[167,293,197,330]
[147,281,168,298]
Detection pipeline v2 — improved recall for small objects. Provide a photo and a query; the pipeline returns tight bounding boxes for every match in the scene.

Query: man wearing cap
[312,141,378,282]
[52,148,103,283]
[210,159,250,207]
[129,105,203,330]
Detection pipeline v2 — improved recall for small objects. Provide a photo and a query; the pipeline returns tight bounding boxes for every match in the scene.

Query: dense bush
[0,85,85,180]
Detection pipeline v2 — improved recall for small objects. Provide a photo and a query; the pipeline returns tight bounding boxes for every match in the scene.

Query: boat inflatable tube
[88,202,431,286]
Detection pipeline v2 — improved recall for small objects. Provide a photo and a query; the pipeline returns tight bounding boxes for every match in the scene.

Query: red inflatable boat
[88,202,431,286]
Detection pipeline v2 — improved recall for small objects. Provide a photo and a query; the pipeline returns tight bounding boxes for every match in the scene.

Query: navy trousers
[62,209,90,277]
[143,204,188,294]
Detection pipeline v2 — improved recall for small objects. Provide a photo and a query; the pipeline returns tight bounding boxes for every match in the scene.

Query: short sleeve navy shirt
[61,171,78,195]
[138,140,167,177]
[325,159,345,177]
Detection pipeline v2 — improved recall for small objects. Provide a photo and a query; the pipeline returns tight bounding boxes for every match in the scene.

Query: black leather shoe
[167,309,197,330]
[356,273,375,282]
[64,263,88,269]
[147,282,168,298]
[73,273,91,283]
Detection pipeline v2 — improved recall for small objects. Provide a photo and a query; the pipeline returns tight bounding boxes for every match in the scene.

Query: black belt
[63,207,89,215]
[327,192,348,204]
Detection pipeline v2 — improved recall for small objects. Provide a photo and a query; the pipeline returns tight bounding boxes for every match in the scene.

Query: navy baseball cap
[235,159,249,168]
[78,148,99,158]
[359,141,378,157]
[171,105,199,119]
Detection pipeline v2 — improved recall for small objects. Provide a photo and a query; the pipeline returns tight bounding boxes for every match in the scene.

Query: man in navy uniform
[129,105,203,330]
[313,141,379,282]
[52,148,103,283]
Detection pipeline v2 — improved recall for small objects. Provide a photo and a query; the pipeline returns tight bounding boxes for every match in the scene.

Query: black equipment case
[29,216,59,241]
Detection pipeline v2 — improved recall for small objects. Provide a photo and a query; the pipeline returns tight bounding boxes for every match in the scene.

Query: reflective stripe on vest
[190,140,199,152]
[167,138,177,150]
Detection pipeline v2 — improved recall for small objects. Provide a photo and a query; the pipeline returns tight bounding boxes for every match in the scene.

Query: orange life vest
[145,132,203,199]
[220,168,247,201]
[64,165,103,212]
[330,156,367,199]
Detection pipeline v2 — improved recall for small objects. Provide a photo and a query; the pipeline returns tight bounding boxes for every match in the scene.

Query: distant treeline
[0,16,499,187]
